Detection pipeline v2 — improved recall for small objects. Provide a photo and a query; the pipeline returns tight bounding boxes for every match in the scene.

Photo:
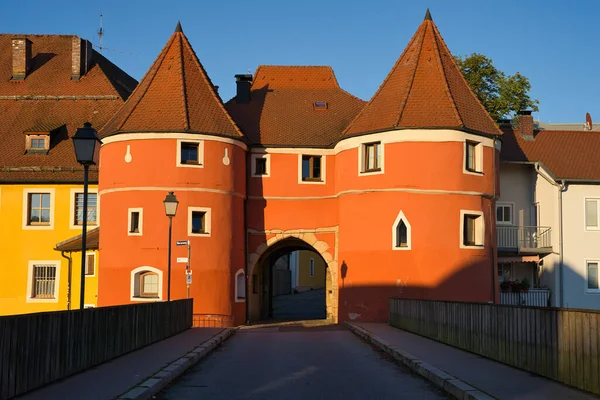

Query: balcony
[500,288,552,307]
[497,226,552,254]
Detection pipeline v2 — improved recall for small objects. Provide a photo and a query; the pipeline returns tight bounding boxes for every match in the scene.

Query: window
[496,204,513,225]
[181,142,199,164]
[31,138,46,149]
[588,262,599,291]
[392,211,412,250]
[85,253,95,276]
[363,142,381,172]
[128,208,143,235]
[188,207,211,237]
[28,193,51,225]
[140,272,159,298]
[465,141,482,173]
[586,199,600,230]
[130,266,163,301]
[309,259,315,277]
[461,210,484,248]
[302,155,322,181]
[498,262,513,280]
[25,134,49,152]
[32,264,56,299]
[235,270,245,301]
[74,193,97,226]
[251,154,270,177]
[313,101,328,110]
[252,274,258,294]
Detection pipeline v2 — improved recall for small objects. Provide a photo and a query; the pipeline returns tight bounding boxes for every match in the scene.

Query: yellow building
[290,250,326,292]
[0,34,136,315]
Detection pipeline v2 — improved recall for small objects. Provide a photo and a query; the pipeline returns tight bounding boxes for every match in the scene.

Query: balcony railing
[499,289,551,307]
[497,225,552,253]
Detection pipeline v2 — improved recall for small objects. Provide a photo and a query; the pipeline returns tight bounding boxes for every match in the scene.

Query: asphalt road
[159,325,448,400]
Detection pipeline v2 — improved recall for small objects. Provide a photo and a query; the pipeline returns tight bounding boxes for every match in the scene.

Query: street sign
[185,270,192,275]
[176,240,189,246]
[177,257,188,263]
[186,274,192,285]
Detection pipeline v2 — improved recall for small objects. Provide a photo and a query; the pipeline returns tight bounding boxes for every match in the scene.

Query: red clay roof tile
[226,66,365,147]
[345,13,502,137]
[101,26,243,138]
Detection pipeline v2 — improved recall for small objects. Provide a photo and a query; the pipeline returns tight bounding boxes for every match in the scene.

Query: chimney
[71,36,93,80]
[235,74,253,104]
[517,110,534,140]
[11,38,32,80]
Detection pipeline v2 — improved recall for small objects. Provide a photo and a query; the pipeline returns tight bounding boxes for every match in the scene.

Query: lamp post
[163,192,179,301]
[72,122,101,310]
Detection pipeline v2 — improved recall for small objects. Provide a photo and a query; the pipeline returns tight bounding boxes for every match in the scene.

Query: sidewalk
[16,327,229,400]
[349,322,597,400]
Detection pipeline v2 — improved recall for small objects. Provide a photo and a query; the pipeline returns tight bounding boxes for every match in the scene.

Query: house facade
[0,34,136,315]
[498,113,600,309]
[96,13,502,325]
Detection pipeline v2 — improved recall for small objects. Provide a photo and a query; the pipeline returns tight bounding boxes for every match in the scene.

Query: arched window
[130,266,163,301]
[392,211,411,250]
[140,272,159,298]
[235,269,245,302]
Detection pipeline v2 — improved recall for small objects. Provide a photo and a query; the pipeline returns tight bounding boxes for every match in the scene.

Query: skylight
[314,101,328,110]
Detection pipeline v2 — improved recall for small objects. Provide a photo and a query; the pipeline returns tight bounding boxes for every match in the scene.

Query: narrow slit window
[255,157,267,175]
[396,220,408,248]
[310,259,315,277]
[363,142,381,172]
[588,262,599,290]
[130,211,140,233]
[302,155,322,181]
[85,253,95,276]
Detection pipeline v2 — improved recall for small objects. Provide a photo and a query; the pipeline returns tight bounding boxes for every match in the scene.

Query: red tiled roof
[501,126,600,180]
[0,34,137,183]
[101,24,243,139]
[345,11,501,137]
[226,66,365,147]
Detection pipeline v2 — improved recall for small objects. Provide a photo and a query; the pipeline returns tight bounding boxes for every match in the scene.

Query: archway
[247,231,339,323]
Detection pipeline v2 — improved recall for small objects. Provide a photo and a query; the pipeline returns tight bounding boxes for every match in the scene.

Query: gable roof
[225,66,365,147]
[0,34,137,183]
[101,23,243,139]
[345,10,502,137]
[54,227,99,252]
[501,126,600,181]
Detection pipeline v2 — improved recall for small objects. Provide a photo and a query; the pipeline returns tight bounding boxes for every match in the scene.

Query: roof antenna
[98,13,104,53]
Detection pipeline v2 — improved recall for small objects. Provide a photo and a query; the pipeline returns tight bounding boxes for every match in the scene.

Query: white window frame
[130,266,163,301]
[85,252,96,277]
[188,207,212,237]
[235,269,245,302]
[310,258,315,277]
[463,140,483,175]
[495,202,514,226]
[298,154,326,185]
[22,188,55,230]
[176,139,204,168]
[460,210,485,249]
[392,210,412,250]
[26,260,61,303]
[251,153,271,177]
[69,188,99,230]
[128,207,144,236]
[585,198,600,231]
[586,260,600,293]
[358,141,385,176]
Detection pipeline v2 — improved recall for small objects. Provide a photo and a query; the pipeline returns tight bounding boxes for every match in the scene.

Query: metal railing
[497,225,552,251]
[499,288,551,307]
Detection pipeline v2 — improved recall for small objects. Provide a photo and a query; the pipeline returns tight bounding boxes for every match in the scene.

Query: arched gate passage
[247,228,339,323]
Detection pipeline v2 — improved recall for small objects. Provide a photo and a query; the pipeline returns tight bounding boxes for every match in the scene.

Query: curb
[115,328,236,400]
[345,323,496,400]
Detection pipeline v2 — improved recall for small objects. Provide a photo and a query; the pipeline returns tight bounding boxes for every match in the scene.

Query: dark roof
[345,11,502,137]
[226,66,365,147]
[0,34,137,183]
[101,24,243,139]
[54,227,99,252]
[501,126,600,180]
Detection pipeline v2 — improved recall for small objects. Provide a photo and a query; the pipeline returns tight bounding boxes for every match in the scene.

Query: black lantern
[72,122,101,166]
[163,191,179,217]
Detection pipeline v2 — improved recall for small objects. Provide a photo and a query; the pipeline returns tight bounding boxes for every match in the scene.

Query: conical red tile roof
[101,23,243,138]
[345,11,501,137]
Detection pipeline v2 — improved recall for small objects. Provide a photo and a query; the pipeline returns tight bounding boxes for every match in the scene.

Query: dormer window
[25,133,50,153]
[313,101,328,110]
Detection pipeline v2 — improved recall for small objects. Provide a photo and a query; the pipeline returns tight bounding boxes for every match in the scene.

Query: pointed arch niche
[392,210,411,250]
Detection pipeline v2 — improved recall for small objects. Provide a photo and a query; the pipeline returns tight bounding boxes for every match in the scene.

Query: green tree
[454,53,539,121]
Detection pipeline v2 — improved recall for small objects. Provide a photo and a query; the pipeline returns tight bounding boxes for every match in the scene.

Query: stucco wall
[297,250,326,289]
[497,163,534,227]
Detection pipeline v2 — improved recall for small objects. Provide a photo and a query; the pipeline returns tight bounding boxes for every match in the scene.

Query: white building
[497,111,600,309]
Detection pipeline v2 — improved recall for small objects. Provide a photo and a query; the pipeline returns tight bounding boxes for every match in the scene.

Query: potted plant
[510,280,523,293]
[521,277,531,294]
[500,278,510,292]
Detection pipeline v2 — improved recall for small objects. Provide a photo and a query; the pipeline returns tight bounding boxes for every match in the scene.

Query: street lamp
[163,191,179,301]
[72,122,101,310]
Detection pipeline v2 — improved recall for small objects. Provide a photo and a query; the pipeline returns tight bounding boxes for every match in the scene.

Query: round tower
[97,22,247,326]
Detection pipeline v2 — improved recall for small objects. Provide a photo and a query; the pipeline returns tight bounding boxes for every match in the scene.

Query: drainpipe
[534,162,566,307]
[490,137,499,303]
[61,251,73,310]
[244,150,250,325]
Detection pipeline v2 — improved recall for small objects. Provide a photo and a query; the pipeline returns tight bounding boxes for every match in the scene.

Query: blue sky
[3,0,598,124]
